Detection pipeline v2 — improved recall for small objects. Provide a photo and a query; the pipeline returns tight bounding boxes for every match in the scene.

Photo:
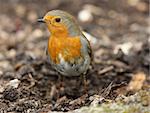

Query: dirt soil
[0,0,149,113]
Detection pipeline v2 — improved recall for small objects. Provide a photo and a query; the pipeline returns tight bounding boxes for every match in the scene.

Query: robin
[38,10,92,80]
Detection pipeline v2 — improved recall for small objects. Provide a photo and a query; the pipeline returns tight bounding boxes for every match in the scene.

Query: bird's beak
[37,18,45,23]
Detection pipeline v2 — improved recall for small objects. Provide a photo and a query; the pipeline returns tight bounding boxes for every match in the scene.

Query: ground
[0,0,149,113]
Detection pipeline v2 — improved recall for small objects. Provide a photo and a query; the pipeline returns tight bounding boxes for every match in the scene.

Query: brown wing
[82,34,93,61]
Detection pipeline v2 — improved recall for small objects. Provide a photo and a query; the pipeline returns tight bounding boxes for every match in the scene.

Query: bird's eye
[55,18,61,23]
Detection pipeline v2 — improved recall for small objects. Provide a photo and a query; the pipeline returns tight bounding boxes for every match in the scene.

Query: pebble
[114,42,133,55]
[6,79,20,89]
[8,49,17,58]
[27,11,38,23]
[0,61,13,71]
[15,4,26,17]
[78,9,93,22]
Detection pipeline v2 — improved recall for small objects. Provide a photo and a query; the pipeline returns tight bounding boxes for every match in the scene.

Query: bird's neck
[48,26,68,38]
[48,23,81,37]
[51,30,68,38]
[66,22,81,37]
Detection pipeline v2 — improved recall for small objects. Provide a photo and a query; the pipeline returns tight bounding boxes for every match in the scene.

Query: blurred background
[0,0,149,112]
[0,0,149,58]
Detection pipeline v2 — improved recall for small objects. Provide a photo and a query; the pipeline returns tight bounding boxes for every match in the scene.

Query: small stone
[15,4,26,17]
[0,85,4,93]
[8,49,16,58]
[127,0,140,6]
[0,53,5,60]
[0,61,13,71]
[32,29,43,39]
[78,10,93,22]
[0,70,3,76]
[114,42,133,55]
[27,11,38,23]
[6,79,20,89]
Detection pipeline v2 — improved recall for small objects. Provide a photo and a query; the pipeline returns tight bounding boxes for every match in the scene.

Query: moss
[73,90,150,113]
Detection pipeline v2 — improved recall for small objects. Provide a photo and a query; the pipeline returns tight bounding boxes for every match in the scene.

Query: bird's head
[38,10,81,37]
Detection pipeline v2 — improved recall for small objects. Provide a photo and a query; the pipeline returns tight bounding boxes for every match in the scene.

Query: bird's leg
[80,74,88,94]
[57,74,64,88]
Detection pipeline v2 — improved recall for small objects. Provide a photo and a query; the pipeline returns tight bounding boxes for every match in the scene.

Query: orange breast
[48,36,82,64]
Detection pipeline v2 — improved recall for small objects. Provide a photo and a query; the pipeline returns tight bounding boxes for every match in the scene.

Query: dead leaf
[127,72,146,91]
